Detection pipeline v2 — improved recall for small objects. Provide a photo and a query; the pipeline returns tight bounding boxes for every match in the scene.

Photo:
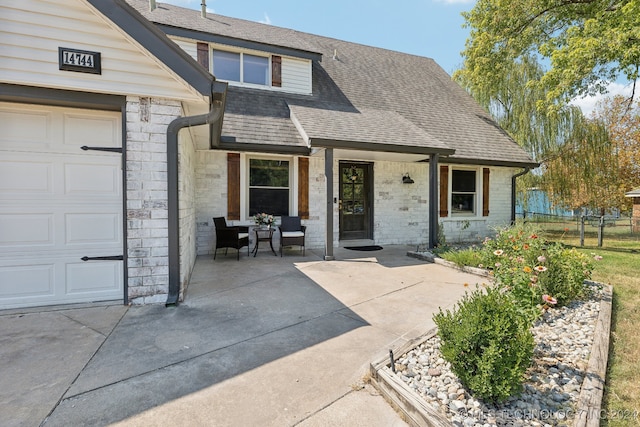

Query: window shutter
[227,153,240,220]
[271,55,282,87]
[482,167,490,216]
[197,42,209,70]
[298,157,309,219]
[439,165,449,217]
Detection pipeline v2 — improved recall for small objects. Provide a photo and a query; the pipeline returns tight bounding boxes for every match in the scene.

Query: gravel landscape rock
[394,285,604,427]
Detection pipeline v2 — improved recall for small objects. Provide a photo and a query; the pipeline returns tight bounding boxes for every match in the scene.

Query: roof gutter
[512,167,531,224]
[166,83,226,306]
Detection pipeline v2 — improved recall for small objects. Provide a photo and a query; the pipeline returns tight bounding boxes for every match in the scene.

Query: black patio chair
[278,216,306,256]
[213,217,249,260]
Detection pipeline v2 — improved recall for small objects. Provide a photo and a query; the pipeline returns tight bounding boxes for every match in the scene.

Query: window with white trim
[248,158,291,216]
[213,49,269,86]
[451,169,477,216]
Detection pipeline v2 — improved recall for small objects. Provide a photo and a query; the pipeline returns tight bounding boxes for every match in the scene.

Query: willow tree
[457,0,640,111]
[455,56,612,211]
[455,0,639,212]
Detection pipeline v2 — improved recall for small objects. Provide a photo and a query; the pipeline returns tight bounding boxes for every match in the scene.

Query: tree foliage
[455,55,616,211]
[457,0,640,109]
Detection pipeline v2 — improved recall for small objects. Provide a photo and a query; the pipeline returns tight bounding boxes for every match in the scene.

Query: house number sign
[58,47,101,74]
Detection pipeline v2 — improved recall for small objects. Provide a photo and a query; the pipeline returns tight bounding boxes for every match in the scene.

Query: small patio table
[251,227,277,257]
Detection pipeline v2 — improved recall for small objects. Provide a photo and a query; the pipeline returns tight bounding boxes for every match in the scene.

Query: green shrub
[433,286,534,402]
[440,248,482,267]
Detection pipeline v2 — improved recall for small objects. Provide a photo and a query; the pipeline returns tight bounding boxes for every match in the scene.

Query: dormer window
[213,49,269,86]
[170,37,311,94]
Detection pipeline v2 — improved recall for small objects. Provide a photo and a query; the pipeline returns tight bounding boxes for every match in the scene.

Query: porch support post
[324,148,335,260]
[429,153,439,249]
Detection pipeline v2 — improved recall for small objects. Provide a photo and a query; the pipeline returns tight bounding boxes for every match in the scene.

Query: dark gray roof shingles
[125,0,536,167]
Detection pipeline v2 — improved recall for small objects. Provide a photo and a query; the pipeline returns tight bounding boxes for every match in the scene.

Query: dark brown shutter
[482,167,490,216]
[271,55,282,87]
[439,165,449,218]
[227,153,240,220]
[298,157,309,219]
[197,42,209,70]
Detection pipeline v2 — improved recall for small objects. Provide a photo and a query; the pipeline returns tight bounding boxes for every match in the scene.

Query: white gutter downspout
[166,87,225,306]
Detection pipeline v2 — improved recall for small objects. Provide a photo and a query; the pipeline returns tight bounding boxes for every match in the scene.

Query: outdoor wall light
[402,173,414,184]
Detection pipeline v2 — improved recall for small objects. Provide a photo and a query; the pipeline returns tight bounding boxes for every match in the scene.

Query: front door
[339,162,372,240]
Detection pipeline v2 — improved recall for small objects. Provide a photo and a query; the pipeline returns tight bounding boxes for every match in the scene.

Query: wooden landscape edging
[369,328,453,427]
[573,282,613,427]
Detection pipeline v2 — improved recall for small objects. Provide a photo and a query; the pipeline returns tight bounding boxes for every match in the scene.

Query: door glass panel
[342,184,353,199]
[354,184,364,198]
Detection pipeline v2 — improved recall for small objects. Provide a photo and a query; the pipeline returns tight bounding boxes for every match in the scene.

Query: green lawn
[575,245,640,426]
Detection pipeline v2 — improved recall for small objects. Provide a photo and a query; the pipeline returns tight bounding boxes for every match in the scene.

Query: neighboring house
[0,0,537,310]
[626,188,640,232]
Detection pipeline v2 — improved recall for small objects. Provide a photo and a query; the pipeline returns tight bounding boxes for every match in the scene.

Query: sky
[161,0,474,75]
[162,0,634,115]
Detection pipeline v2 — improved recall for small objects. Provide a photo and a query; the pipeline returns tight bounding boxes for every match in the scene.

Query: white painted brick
[124,97,182,304]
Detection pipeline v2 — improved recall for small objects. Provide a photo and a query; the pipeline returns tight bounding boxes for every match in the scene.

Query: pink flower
[594,255,603,261]
[537,255,546,263]
[534,266,547,272]
[495,262,502,268]
[542,294,557,305]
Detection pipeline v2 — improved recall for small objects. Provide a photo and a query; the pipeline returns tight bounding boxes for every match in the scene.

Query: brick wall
[178,125,197,300]
[125,96,182,305]
[192,151,519,254]
[195,150,226,255]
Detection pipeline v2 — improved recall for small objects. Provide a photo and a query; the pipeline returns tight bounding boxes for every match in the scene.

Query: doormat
[344,245,383,251]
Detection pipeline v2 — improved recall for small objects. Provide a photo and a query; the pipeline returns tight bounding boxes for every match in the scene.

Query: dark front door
[339,162,373,240]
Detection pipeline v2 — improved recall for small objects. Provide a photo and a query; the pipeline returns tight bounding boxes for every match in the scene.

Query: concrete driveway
[0,245,485,426]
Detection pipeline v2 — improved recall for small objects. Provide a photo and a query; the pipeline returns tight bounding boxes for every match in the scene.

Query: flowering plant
[253,213,274,227]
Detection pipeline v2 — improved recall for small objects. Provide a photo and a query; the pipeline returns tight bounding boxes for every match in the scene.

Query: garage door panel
[0,214,53,247]
[0,107,52,146]
[0,102,123,309]
[0,159,53,193]
[66,261,122,295]
[64,162,120,196]
[0,264,55,299]
[65,213,120,245]
[64,113,120,148]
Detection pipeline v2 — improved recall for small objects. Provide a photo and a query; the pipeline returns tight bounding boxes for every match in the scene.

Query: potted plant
[253,213,275,229]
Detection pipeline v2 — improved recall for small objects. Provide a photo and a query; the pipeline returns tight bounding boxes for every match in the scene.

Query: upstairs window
[249,159,290,216]
[451,170,476,216]
[213,49,269,86]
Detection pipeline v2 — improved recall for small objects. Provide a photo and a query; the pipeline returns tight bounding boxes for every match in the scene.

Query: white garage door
[0,102,124,310]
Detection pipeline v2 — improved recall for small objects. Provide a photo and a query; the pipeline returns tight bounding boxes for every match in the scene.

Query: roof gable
[85,0,214,98]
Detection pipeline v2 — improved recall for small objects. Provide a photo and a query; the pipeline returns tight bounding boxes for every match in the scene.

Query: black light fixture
[402,173,414,184]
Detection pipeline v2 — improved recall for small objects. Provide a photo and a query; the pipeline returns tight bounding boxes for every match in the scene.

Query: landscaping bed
[371,280,612,427]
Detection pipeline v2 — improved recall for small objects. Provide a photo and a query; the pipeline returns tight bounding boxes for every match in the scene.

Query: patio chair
[278,216,306,256]
[213,217,249,260]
